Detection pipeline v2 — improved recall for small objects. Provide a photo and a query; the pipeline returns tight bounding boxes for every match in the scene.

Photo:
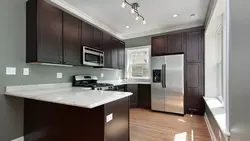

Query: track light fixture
[121,0,146,24]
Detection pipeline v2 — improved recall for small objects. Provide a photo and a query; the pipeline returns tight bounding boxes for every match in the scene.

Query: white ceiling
[48,0,210,39]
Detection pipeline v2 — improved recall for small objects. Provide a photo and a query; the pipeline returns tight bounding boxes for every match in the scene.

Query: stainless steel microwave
[82,46,104,67]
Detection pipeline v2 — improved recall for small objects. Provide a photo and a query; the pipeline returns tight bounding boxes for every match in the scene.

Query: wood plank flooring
[130,108,211,141]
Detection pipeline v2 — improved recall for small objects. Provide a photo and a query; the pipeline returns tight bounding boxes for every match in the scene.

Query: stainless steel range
[72,75,114,90]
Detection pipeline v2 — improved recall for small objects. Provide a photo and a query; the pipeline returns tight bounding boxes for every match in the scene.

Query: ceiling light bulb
[131,9,135,14]
[126,25,130,28]
[143,20,146,24]
[121,2,126,8]
[173,14,179,18]
[135,16,139,20]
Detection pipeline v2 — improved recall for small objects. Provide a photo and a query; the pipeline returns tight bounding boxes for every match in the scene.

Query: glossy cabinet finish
[151,36,167,56]
[62,12,81,65]
[27,0,63,63]
[102,32,113,68]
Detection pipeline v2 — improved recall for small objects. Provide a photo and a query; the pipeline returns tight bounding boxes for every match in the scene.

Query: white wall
[229,0,250,140]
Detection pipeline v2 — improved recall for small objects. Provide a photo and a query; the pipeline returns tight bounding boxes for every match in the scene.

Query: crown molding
[121,22,204,39]
[46,0,123,39]
[45,0,204,40]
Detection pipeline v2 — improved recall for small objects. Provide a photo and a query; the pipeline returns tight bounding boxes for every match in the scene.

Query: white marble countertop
[4,83,132,109]
[98,80,151,86]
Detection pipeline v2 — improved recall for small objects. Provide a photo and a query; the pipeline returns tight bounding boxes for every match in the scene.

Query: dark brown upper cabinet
[81,22,94,47]
[151,36,167,56]
[118,41,125,69]
[102,32,113,68]
[93,28,103,50]
[26,0,63,63]
[62,12,82,65]
[167,33,184,54]
[186,30,203,63]
[111,38,119,69]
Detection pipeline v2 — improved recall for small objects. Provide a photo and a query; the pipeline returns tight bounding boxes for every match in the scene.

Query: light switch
[6,67,16,75]
[106,113,113,123]
[23,68,29,75]
[101,73,104,78]
[57,73,63,79]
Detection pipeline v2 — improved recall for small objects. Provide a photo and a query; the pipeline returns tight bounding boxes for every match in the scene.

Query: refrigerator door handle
[161,64,164,88]
[164,64,167,88]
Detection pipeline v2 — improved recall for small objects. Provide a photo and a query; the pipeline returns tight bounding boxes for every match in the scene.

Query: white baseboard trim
[204,113,217,141]
[11,136,24,141]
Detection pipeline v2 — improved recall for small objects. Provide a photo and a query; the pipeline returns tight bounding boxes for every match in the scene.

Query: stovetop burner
[72,75,114,90]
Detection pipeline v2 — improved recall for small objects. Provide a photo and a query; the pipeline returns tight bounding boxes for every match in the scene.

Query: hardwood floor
[130,108,211,141]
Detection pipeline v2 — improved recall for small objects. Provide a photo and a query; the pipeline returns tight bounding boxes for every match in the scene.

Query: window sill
[203,97,230,137]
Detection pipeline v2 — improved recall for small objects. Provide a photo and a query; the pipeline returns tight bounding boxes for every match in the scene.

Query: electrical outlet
[23,68,29,75]
[6,67,16,75]
[106,113,113,123]
[57,73,63,79]
[101,73,104,78]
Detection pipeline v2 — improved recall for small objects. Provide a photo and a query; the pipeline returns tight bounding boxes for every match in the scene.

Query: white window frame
[125,45,151,80]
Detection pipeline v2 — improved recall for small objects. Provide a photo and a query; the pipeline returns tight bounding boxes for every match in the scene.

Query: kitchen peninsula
[5,83,132,141]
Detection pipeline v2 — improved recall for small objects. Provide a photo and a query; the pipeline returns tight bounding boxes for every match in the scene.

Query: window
[216,15,224,103]
[126,46,150,79]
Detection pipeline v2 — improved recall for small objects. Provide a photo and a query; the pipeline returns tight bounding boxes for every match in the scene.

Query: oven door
[83,47,104,67]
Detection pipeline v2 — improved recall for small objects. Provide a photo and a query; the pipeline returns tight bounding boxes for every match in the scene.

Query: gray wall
[0,0,123,140]
[125,35,151,48]
[229,0,250,141]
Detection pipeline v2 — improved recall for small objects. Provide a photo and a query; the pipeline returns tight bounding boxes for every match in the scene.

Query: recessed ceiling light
[190,14,196,17]
[173,14,179,18]
[126,25,130,29]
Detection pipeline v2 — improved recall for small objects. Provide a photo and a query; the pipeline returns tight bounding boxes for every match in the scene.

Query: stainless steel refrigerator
[151,54,184,114]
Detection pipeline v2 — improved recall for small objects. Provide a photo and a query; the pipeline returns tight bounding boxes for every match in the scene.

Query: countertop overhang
[4,83,132,109]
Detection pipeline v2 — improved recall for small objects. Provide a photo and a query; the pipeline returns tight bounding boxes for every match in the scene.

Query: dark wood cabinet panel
[27,0,63,63]
[105,97,129,141]
[185,62,204,115]
[62,12,81,65]
[81,22,94,47]
[186,31,203,62]
[127,84,138,108]
[118,41,125,69]
[151,36,167,56]
[102,32,113,68]
[111,38,119,69]
[138,84,151,109]
[93,28,102,50]
[167,33,184,54]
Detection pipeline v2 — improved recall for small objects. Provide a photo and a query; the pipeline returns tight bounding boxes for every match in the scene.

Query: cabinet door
[93,28,102,50]
[62,12,81,65]
[138,84,151,109]
[168,33,184,54]
[118,41,125,69]
[81,22,94,47]
[102,32,113,68]
[186,30,203,62]
[151,36,167,56]
[185,62,204,115]
[111,38,119,69]
[37,0,62,63]
[127,84,138,108]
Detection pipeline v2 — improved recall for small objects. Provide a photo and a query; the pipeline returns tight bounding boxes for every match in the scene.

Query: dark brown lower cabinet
[126,84,138,108]
[24,98,129,141]
[126,84,151,109]
[138,84,151,109]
